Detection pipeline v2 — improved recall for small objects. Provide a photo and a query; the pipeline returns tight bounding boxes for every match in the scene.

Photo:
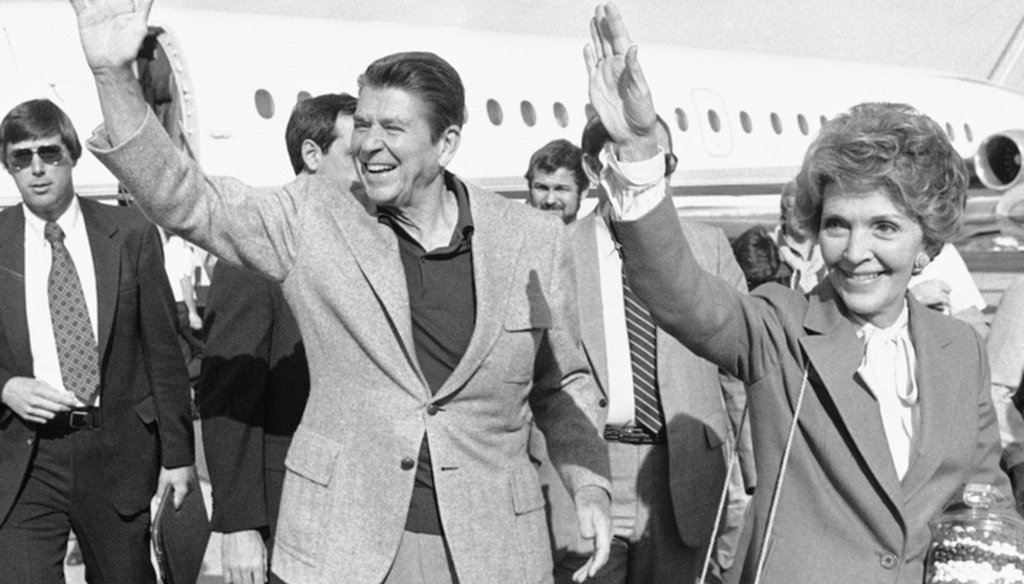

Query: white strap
[697,402,749,583]
[751,366,810,584]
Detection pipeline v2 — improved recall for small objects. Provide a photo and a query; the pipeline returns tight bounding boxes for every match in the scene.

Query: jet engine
[975,131,1024,191]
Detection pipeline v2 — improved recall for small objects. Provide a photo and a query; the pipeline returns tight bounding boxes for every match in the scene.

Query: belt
[603,424,666,445]
[45,407,101,432]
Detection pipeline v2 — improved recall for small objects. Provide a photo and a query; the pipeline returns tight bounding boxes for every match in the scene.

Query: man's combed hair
[795,102,968,255]
[525,139,588,193]
[0,99,82,169]
[284,93,358,175]
[358,51,466,143]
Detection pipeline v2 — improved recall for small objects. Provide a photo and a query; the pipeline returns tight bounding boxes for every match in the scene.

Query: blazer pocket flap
[504,301,553,332]
[285,430,340,487]
[510,464,545,515]
[134,396,156,424]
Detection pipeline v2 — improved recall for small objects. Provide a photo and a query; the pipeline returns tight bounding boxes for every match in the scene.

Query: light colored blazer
[540,211,748,557]
[614,197,1010,584]
[89,113,610,584]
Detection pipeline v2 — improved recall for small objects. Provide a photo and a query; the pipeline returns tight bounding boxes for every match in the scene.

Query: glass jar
[925,484,1024,583]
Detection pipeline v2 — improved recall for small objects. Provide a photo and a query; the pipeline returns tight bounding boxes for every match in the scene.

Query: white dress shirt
[594,214,639,426]
[24,197,100,406]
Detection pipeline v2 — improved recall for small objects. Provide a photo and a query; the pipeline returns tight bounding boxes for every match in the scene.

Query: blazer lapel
[80,200,119,359]
[436,186,519,399]
[570,215,609,396]
[0,208,31,375]
[900,298,960,499]
[798,283,903,507]
[326,186,418,379]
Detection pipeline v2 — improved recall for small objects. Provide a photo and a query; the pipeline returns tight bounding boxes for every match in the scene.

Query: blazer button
[598,398,607,408]
[400,457,415,471]
[426,404,440,416]
[879,553,897,569]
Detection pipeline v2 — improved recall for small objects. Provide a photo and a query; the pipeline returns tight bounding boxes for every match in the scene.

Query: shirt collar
[23,195,82,245]
[377,171,474,247]
[857,300,910,341]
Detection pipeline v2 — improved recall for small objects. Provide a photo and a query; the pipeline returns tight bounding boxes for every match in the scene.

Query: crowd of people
[0,1,1022,583]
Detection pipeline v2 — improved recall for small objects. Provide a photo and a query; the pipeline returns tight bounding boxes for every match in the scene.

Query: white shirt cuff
[600,144,668,221]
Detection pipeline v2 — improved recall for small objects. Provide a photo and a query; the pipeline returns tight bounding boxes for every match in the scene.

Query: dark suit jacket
[197,261,309,536]
[616,196,1010,584]
[0,198,193,525]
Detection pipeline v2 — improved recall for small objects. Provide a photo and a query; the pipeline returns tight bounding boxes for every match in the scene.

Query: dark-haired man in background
[72,1,612,582]
[198,92,357,584]
[0,97,194,584]
[526,138,589,224]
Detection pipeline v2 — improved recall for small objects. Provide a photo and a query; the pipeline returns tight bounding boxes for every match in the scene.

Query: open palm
[69,0,154,70]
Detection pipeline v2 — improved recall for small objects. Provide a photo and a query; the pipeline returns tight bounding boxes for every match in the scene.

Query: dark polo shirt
[376,171,476,534]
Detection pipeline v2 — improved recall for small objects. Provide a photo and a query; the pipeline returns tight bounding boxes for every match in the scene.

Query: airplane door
[136,26,199,160]
[691,88,733,157]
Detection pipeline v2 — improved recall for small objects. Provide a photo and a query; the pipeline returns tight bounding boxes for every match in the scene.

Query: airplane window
[707,110,721,133]
[739,111,752,134]
[254,89,275,120]
[553,102,569,128]
[770,113,782,135]
[675,108,689,132]
[521,101,537,127]
[297,91,312,103]
[585,103,596,121]
[945,122,955,141]
[964,123,973,142]
[486,99,503,126]
[797,114,809,136]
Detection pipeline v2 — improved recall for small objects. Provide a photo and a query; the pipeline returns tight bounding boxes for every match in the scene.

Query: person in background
[773,179,826,293]
[198,92,358,584]
[985,276,1024,512]
[536,110,753,584]
[731,225,794,291]
[526,138,589,224]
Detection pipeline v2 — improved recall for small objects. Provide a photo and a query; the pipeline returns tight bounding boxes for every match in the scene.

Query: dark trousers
[0,428,154,584]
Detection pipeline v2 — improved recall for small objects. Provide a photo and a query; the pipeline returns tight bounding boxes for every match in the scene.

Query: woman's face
[818,183,927,328]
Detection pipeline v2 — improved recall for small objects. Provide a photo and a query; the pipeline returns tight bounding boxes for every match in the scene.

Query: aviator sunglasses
[6,145,65,172]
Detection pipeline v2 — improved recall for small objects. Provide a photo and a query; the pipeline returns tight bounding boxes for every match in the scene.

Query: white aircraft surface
[3,2,1024,241]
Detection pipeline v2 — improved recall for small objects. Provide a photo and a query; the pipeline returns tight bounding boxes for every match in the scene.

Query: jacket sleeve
[87,110,338,283]
[987,277,1024,468]
[137,222,195,469]
[196,263,275,533]
[529,224,611,497]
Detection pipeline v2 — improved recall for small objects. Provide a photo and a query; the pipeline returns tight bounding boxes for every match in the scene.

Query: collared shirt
[376,171,476,535]
[772,224,826,293]
[856,303,919,480]
[24,196,100,407]
[594,213,639,426]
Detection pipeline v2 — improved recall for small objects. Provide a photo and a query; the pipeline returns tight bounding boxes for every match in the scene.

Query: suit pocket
[276,430,340,567]
[134,395,156,425]
[284,429,340,486]
[503,307,553,383]
[509,463,550,578]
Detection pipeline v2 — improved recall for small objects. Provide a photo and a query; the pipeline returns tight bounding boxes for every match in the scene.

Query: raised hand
[583,3,658,161]
[69,0,155,71]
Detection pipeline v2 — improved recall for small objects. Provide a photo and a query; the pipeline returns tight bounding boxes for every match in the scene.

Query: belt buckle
[619,426,645,444]
[68,410,89,429]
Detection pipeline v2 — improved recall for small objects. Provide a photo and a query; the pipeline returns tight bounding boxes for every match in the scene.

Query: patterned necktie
[45,222,100,404]
[622,269,664,435]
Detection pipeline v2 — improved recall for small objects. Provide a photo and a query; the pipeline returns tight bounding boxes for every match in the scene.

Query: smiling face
[351,86,458,209]
[818,183,927,328]
[528,167,583,223]
[6,135,75,221]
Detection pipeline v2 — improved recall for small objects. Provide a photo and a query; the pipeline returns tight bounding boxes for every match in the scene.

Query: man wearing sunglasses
[0,98,195,584]
[535,113,755,584]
